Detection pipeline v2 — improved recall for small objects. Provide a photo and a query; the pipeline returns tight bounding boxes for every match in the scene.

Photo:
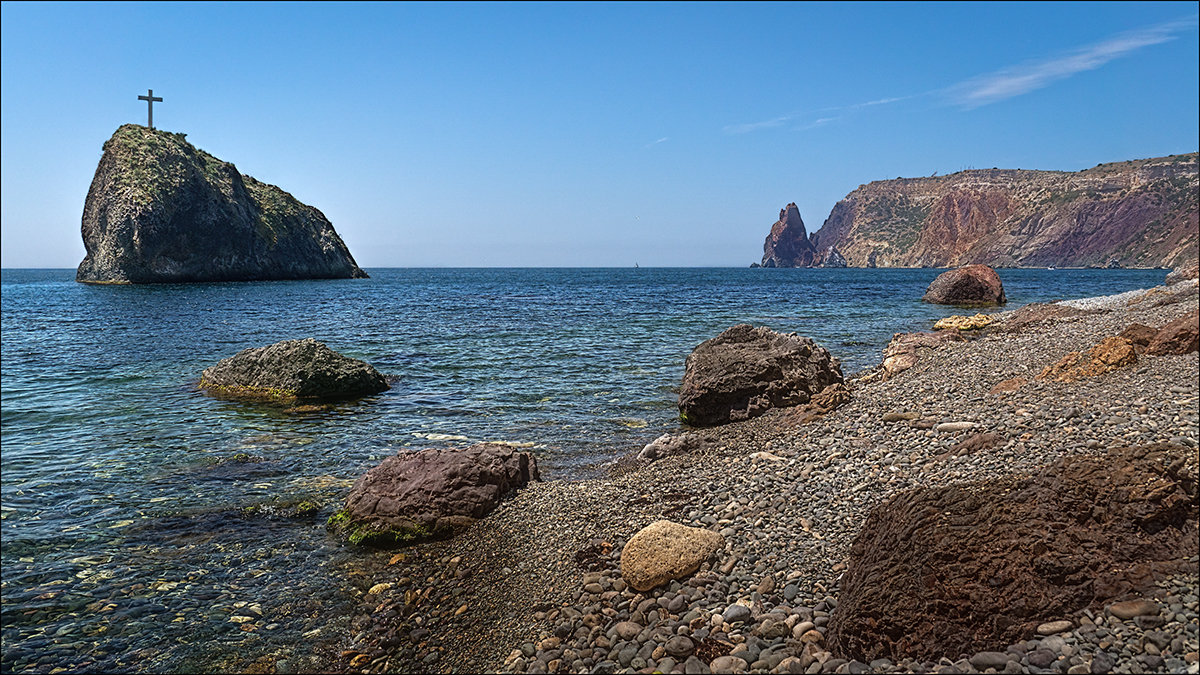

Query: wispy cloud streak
[722,15,1197,133]
[950,16,1197,108]
[722,96,913,135]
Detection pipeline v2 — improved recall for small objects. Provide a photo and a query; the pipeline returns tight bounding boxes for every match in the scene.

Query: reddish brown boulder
[922,265,1007,306]
[1146,310,1199,355]
[329,443,539,547]
[826,445,1198,663]
[678,325,842,427]
[1119,323,1159,348]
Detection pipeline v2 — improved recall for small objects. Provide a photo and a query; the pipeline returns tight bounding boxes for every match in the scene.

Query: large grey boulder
[678,325,843,427]
[329,443,540,547]
[199,338,388,401]
[76,124,366,283]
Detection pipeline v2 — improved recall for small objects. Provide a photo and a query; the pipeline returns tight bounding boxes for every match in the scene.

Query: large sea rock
[76,124,367,283]
[922,264,1006,306]
[825,444,1198,663]
[760,203,818,268]
[329,443,540,547]
[199,338,388,401]
[678,324,843,427]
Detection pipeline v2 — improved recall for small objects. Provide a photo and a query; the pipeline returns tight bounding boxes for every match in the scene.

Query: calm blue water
[0,267,1166,672]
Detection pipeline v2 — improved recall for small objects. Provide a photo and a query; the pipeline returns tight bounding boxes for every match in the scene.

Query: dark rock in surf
[199,338,388,401]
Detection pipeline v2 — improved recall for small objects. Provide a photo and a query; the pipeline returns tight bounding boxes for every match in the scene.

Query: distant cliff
[761,153,1198,269]
[77,124,367,283]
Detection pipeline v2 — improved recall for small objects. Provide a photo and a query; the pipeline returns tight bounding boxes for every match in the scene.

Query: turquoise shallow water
[0,266,1166,672]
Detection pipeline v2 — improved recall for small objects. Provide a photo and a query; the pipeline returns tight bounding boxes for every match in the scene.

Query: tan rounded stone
[619,520,724,592]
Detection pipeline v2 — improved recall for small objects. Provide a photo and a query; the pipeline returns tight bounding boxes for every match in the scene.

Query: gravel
[328,281,1199,675]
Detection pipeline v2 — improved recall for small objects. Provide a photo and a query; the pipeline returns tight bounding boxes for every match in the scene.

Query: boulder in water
[330,443,539,547]
[200,338,388,401]
[922,264,1006,306]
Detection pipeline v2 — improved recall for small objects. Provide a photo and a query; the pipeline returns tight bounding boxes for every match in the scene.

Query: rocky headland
[313,279,1199,675]
[761,153,1198,270]
[76,124,367,283]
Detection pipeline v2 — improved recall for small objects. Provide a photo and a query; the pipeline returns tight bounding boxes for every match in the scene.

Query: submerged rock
[199,338,388,401]
[922,264,1006,306]
[76,124,366,283]
[677,324,843,427]
[330,443,539,547]
[826,444,1198,663]
[620,520,724,592]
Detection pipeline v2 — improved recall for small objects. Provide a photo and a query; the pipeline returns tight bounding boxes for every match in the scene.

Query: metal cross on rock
[138,89,163,129]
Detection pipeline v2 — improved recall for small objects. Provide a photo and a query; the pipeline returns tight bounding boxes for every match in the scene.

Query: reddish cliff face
[773,153,1198,269]
[761,203,817,267]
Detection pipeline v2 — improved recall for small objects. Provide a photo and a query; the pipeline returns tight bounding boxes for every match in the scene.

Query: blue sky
[2,1,1197,267]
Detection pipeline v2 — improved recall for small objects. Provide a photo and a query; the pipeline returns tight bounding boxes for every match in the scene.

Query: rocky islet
[76,125,367,283]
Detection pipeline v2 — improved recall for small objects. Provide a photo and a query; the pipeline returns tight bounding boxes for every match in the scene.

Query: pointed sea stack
[76,124,367,284]
[761,203,817,268]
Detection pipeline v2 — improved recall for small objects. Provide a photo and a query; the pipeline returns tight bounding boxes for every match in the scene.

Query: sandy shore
[324,280,1199,675]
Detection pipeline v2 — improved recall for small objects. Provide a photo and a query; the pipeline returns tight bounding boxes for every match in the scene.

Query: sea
[0,266,1167,673]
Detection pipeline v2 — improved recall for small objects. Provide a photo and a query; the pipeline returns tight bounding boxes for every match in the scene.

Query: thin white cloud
[722,15,1197,133]
[797,117,838,130]
[722,115,795,135]
[644,137,669,148]
[950,16,1198,108]
[723,96,911,135]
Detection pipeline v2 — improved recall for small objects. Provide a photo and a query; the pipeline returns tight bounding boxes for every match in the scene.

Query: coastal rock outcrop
[760,203,817,268]
[77,124,367,283]
[822,246,848,268]
[678,325,843,427]
[922,264,1006,306]
[1166,259,1199,284]
[620,520,725,592]
[1037,336,1138,382]
[330,443,540,547]
[1146,309,1199,355]
[199,338,388,401]
[804,153,1198,268]
[826,444,1198,663]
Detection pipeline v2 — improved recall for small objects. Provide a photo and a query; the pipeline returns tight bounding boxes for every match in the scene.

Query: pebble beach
[321,280,1200,675]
